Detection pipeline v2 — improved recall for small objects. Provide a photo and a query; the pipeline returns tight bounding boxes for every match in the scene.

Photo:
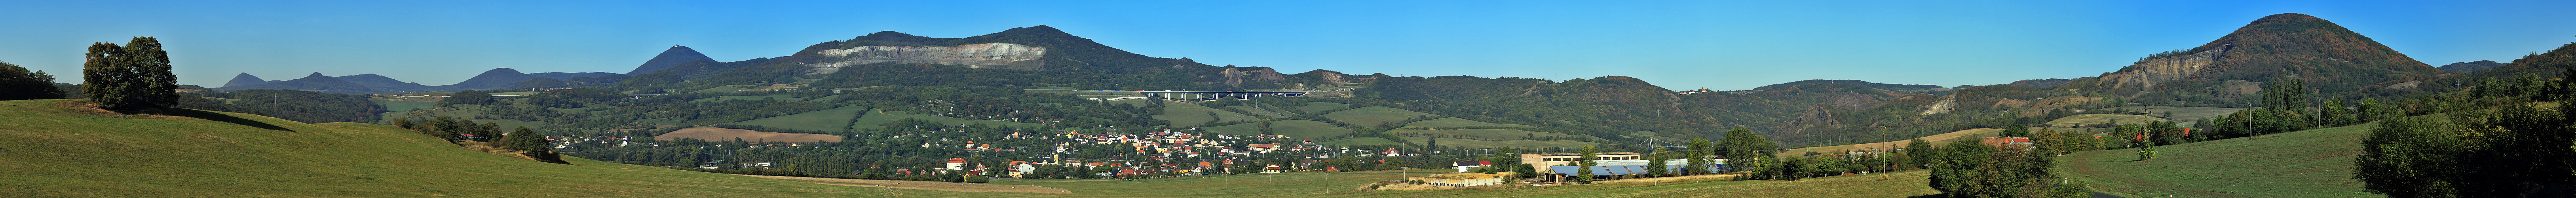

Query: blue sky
[2,0,2570,90]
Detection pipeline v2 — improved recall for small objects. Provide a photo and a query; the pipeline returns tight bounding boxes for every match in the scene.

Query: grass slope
[728,105,867,131]
[1294,102,1353,115]
[0,99,884,197]
[1402,117,1536,129]
[373,99,434,112]
[1227,106,1290,118]
[2055,120,2382,198]
[1319,106,1438,126]
[1153,101,1258,127]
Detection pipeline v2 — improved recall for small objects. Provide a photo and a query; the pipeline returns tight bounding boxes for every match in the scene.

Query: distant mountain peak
[222,72,272,88]
[2437,60,2506,73]
[1753,79,1949,94]
[212,72,384,94]
[863,31,918,38]
[993,25,1074,37]
[624,46,715,75]
[442,68,538,90]
[2089,13,2438,101]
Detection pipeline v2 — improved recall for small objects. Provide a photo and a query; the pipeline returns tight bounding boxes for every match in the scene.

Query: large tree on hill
[81,37,180,112]
[0,61,66,100]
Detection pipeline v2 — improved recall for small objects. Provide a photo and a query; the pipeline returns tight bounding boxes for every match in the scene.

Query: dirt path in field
[734,175,1071,194]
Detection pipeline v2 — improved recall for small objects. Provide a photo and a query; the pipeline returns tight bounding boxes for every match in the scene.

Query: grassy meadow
[1402,117,1536,129]
[2054,119,2385,198]
[1154,101,1260,127]
[0,99,889,197]
[1293,102,1352,115]
[728,105,868,131]
[1318,106,1438,126]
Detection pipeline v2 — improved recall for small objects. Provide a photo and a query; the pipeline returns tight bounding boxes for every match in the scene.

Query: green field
[2046,114,2171,127]
[0,99,887,197]
[2055,119,2385,198]
[1402,117,1535,129]
[726,105,868,131]
[851,109,1041,129]
[687,85,756,93]
[1386,128,1571,140]
[1394,137,1596,150]
[1200,120,1352,141]
[1294,102,1352,115]
[1227,105,1292,118]
[693,94,802,102]
[373,99,435,112]
[1318,106,1439,126]
[1153,101,1258,127]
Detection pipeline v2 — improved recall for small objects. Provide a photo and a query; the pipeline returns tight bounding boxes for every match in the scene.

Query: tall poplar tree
[1575,145,1597,183]
[1684,138,1712,175]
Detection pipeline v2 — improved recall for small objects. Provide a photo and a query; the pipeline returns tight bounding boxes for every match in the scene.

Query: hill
[1753,79,1951,94]
[211,72,386,94]
[0,99,885,196]
[439,68,540,90]
[332,73,437,92]
[222,72,275,87]
[2078,13,2443,103]
[626,45,717,75]
[2436,60,2505,73]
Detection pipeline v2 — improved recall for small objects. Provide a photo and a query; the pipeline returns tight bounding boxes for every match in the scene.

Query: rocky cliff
[814,42,1045,69]
[2098,45,2229,89]
[2078,13,2441,100]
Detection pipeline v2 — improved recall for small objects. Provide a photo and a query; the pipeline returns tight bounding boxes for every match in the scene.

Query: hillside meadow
[2054,116,2390,198]
[0,99,889,197]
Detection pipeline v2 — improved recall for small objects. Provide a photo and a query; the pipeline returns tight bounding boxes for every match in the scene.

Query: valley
[0,6,2570,197]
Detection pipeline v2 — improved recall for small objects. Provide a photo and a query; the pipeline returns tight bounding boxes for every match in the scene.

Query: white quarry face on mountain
[815,42,1047,69]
